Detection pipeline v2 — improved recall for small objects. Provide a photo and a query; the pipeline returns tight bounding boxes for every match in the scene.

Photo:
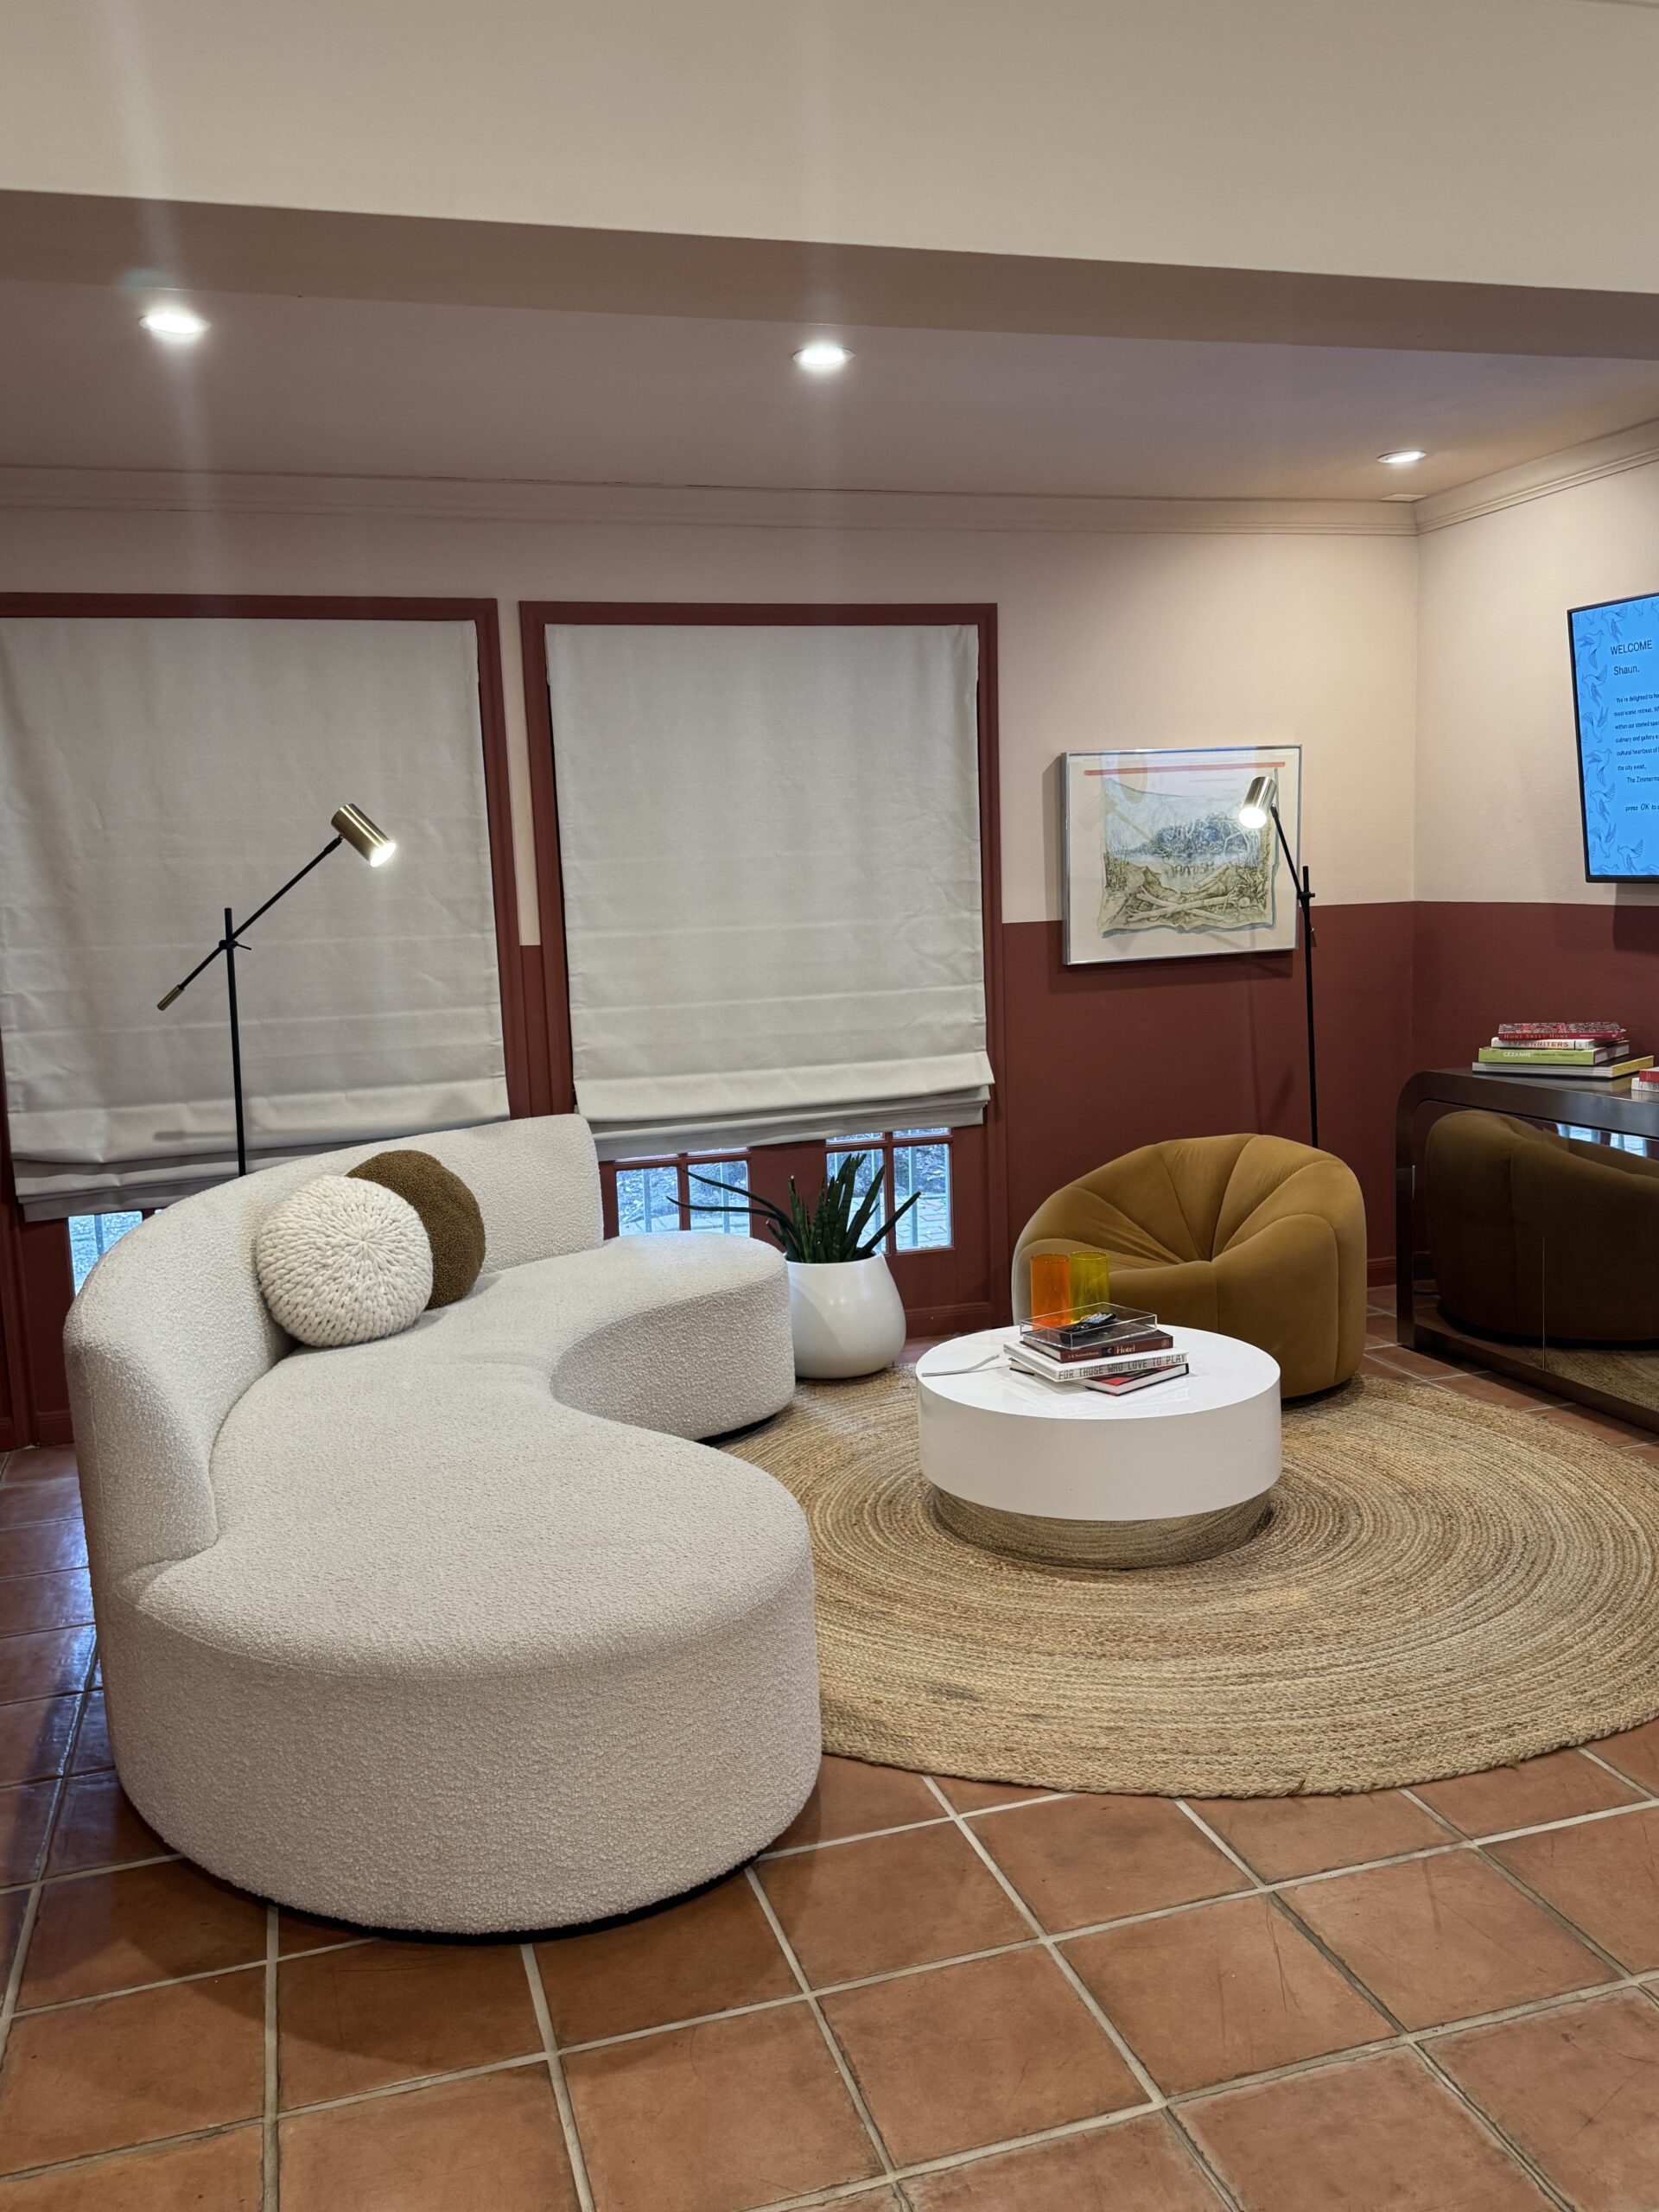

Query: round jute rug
[722,1369,1659,1796]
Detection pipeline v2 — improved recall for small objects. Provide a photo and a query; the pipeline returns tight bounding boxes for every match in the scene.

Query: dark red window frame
[518,601,1008,1338]
[0,594,530,1451]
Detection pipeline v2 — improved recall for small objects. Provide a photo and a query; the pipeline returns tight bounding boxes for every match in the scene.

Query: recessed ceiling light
[140,304,209,346]
[793,340,851,374]
[1377,448,1427,467]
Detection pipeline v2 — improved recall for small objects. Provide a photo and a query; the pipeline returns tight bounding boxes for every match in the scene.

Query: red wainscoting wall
[1412,902,1659,1072]
[29,899,1639,1449]
[998,905,1420,1271]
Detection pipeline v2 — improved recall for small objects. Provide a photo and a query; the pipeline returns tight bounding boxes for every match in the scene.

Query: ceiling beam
[9,190,1659,359]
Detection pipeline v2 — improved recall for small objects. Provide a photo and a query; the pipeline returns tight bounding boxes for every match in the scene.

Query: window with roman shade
[0,610,512,1217]
[541,619,994,1158]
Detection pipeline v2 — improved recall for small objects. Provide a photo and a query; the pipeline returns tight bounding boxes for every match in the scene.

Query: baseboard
[1367,1254,1395,1287]
[0,1413,71,1452]
[902,1300,994,1339]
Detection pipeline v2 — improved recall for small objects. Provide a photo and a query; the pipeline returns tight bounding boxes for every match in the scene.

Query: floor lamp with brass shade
[1238,772,1319,1147]
[157,804,397,1178]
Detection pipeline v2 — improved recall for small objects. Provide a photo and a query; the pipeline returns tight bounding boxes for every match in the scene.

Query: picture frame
[1061,744,1303,966]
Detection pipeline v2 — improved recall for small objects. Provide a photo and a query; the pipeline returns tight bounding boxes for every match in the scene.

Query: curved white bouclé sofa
[64,1116,818,1934]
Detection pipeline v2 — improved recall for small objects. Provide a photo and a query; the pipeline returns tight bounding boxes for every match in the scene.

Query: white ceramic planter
[788,1255,907,1379]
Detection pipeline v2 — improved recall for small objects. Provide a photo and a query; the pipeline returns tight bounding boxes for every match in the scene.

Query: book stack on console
[1010,1305,1187,1396]
[1473,1022,1652,1082]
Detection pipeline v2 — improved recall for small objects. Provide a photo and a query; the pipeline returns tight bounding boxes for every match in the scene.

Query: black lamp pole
[156,805,394,1179]
[1267,798,1319,1149]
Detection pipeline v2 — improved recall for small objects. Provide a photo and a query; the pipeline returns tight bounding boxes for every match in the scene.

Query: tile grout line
[744,1864,902,2187]
[727,2103,1202,2212]
[1,1688,1652,2208]
[272,2048,550,2126]
[1405,2042,1575,2212]
[943,1787,1071,1809]
[1,1848,184,1899]
[919,1778,1245,2211]
[261,1905,279,2212]
[760,1791,1071,1861]
[1103,1789,1659,1916]
[0,1637,99,2076]
[14,1971,1656,2202]
[526,1939,1659,2066]
[1412,1969,1659,2045]
[521,1788,1659,2086]
[1575,1743,1658,1796]
[520,1942,599,2212]
[19,1955,283,2019]
[917,1777,1166,2111]
[1464,1831,1638,1983]
[0,2118,264,2189]
[1147,1966,1659,2108]
[1179,1802,1579,2210]
[9,1948,1656,2201]
[1182,1801,1588,2204]
[1399,1777,1659,1842]
[0,2060,560,2188]
[561,1988,809,2056]
[559,1934,1045,2055]
[760,1814,952,1859]
[8,1778,1656,2033]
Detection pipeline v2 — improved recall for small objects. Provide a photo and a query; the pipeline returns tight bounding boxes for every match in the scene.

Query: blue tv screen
[1571,589,1659,880]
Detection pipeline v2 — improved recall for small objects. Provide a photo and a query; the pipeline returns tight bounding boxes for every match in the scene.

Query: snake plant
[689,1154,920,1262]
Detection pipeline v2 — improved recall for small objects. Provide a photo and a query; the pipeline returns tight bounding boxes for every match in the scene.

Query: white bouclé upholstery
[65,1116,818,1933]
[254,1174,433,1346]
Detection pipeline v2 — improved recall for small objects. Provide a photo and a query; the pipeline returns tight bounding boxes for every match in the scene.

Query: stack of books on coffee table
[1009,1306,1187,1397]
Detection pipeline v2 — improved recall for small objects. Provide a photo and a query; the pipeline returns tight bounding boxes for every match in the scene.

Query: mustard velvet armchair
[1012,1133,1367,1399]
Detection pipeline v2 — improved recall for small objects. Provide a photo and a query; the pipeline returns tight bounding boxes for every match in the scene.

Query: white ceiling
[6,279,1659,502]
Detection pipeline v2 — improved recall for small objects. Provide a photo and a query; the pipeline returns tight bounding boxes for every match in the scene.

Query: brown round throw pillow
[347,1150,486,1309]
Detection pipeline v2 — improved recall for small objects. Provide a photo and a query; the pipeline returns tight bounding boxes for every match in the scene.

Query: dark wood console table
[1396,1066,1659,1431]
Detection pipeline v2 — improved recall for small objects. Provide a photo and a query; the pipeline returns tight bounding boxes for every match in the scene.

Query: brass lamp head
[332,804,397,867]
[1237,775,1274,832]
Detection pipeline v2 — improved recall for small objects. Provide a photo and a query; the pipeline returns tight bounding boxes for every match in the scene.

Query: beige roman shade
[543,620,993,1158]
[0,613,509,1215]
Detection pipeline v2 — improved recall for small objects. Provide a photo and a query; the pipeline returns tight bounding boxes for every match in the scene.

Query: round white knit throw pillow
[255,1174,434,1348]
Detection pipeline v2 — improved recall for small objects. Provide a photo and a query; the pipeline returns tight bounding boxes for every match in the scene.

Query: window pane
[826,1141,887,1250]
[68,1211,143,1294]
[1559,1123,1654,1158]
[892,1138,952,1250]
[688,1158,750,1236]
[827,1142,883,1199]
[615,1164,682,1235]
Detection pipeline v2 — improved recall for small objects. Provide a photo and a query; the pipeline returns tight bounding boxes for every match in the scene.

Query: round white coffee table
[915,1325,1281,1568]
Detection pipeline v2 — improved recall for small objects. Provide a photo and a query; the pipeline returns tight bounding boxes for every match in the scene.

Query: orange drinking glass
[1027,1252,1073,1325]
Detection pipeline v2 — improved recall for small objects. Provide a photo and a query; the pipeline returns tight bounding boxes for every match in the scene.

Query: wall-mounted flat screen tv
[1571,589,1659,880]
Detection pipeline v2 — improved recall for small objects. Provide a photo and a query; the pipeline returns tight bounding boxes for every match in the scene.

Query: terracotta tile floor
[10,1322,1659,2209]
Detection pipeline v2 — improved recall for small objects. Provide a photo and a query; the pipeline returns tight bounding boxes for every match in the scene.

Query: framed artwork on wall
[1061,744,1302,966]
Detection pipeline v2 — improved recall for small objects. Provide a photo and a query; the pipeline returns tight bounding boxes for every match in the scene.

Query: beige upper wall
[0,496,1419,935]
[1416,457,1659,904]
[4,0,1659,297]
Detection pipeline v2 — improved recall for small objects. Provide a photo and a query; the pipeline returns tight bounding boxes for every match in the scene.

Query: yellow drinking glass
[1068,1251,1113,1322]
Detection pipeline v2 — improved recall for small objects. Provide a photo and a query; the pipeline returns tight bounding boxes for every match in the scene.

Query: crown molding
[0,466,1416,538]
[1414,416,1659,532]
